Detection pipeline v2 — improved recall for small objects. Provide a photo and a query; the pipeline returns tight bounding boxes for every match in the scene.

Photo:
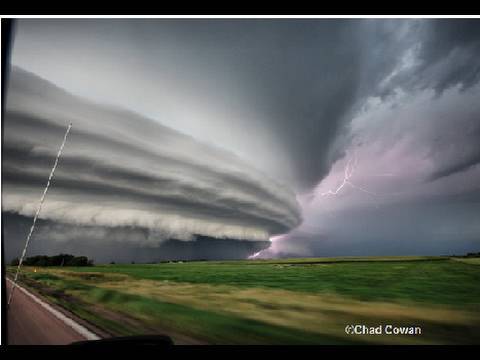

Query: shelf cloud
[3,67,301,247]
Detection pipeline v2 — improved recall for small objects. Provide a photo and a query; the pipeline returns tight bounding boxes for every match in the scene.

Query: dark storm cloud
[6,19,397,190]
[376,19,480,97]
[428,150,480,182]
[413,19,480,93]
[10,19,480,192]
[3,67,301,243]
[3,213,270,263]
[263,193,480,259]
[353,20,480,187]
[5,19,480,259]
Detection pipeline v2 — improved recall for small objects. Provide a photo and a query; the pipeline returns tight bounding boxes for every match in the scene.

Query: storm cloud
[2,67,301,256]
[3,18,480,261]
[3,213,271,263]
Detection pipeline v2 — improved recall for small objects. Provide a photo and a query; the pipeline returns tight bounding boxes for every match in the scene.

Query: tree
[19,254,93,267]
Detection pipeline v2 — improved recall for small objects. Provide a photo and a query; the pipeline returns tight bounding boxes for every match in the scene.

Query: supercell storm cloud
[3,67,301,248]
[3,19,480,261]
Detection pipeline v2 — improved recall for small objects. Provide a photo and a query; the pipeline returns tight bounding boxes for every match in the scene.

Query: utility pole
[7,123,72,307]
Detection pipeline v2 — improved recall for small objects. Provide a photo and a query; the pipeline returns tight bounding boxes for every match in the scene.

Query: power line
[7,123,72,307]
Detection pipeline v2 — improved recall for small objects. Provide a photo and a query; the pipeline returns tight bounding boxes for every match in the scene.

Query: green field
[7,256,480,344]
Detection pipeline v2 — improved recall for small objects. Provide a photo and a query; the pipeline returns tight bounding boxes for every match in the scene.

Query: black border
[1,17,16,348]
[1,2,480,16]
[1,344,476,354]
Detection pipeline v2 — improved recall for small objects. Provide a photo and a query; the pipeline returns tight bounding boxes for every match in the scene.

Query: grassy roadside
[7,256,480,344]
[9,271,358,345]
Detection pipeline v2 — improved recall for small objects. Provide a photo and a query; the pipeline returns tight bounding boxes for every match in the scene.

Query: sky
[2,18,480,262]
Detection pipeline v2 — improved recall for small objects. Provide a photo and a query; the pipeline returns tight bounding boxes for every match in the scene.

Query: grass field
[7,256,480,344]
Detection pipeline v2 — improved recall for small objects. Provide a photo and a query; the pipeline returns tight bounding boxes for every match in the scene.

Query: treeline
[464,252,480,258]
[10,254,93,267]
[450,252,480,258]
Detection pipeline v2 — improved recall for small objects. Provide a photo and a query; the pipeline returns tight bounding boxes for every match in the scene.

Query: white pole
[7,123,72,307]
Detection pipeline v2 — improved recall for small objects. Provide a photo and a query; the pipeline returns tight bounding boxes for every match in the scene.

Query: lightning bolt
[320,151,379,197]
[317,150,411,202]
[248,153,396,260]
[248,234,287,259]
[248,251,263,259]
